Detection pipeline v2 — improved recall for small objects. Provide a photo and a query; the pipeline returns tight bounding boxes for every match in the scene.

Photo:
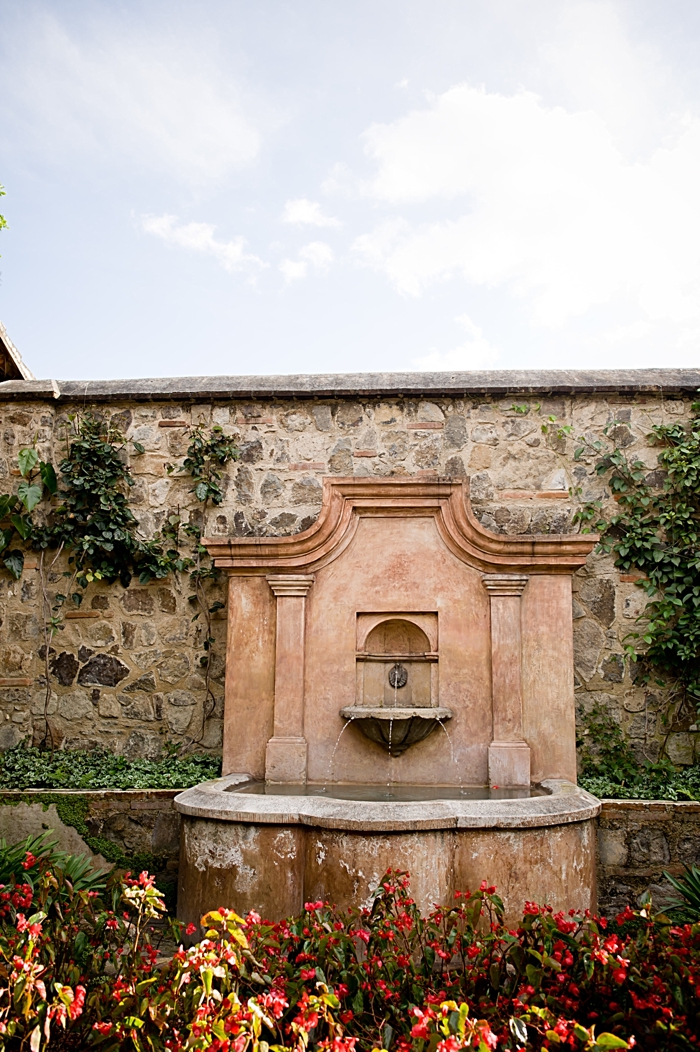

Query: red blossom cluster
[0,858,698,1050]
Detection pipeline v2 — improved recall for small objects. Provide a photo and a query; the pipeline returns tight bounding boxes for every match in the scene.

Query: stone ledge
[600,799,700,814]
[1,369,699,403]
[174,776,600,833]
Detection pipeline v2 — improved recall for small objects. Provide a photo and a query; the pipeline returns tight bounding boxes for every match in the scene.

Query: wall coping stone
[1,369,699,403]
[600,798,700,814]
[0,789,180,801]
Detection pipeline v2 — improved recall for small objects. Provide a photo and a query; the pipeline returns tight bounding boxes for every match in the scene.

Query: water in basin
[227,782,549,802]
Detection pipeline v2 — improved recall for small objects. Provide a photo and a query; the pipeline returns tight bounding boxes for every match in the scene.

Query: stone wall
[597,800,700,916]
[0,371,699,762]
[0,789,181,901]
[0,787,696,921]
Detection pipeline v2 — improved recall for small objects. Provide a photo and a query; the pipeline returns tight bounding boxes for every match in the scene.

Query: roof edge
[0,369,699,403]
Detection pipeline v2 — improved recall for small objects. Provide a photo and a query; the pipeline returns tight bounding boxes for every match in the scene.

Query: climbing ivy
[0,412,239,750]
[574,397,700,713]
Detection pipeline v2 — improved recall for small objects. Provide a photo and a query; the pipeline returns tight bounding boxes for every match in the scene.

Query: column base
[265,737,308,783]
[488,741,531,788]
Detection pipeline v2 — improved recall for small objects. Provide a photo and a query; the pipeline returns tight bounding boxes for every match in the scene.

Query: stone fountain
[175,478,600,924]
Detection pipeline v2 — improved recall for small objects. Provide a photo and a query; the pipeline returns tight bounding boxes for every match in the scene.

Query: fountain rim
[174,775,600,833]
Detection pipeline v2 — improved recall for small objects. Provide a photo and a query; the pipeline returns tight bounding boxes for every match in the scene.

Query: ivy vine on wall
[574,396,700,735]
[0,413,239,749]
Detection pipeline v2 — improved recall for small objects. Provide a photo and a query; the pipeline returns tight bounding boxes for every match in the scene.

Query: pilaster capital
[267,574,315,598]
[482,573,529,597]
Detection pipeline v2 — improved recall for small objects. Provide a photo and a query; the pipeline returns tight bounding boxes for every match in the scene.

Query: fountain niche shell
[339,706,453,754]
[176,478,600,926]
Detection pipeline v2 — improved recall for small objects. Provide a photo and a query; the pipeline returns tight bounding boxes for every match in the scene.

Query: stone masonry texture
[597,800,700,916]
[0,371,698,763]
[0,788,696,920]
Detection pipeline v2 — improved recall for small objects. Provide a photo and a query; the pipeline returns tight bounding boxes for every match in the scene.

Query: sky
[1,1,700,380]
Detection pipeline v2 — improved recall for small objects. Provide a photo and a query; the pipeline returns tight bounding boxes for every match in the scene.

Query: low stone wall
[597,799,700,916]
[0,789,180,902]
[0,789,698,919]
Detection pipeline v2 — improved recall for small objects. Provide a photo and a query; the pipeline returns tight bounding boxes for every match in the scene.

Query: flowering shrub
[0,854,698,1050]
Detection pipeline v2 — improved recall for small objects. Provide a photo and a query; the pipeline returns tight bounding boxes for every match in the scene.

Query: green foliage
[0,414,239,592]
[3,860,700,1049]
[578,704,700,800]
[574,399,700,708]
[0,831,105,895]
[0,744,221,790]
[180,423,239,506]
[0,183,6,243]
[29,414,184,588]
[663,864,700,923]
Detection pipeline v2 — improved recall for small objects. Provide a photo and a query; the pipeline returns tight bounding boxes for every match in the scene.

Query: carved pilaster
[265,575,315,782]
[482,573,530,787]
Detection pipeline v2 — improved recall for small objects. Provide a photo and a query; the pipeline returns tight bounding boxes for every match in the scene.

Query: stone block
[666,733,695,765]
[336,404,363,428]
[50,652,79,686]
[416,401,444,422]
[235,464,255,504]
[291,478,322,505]
[78,654,130,687]
[443,415,467,449]
[329,439,353,474]
[312,405,332,431]
[578,577,616,626]
[87,621,117,646]
[573,619,605,681]
[123,672,157,693]
[258,474,281,503]
[471,423,499,445]
[97,695,121,719]
[629,829,670,866]
[121,589,155,615]
[157,651,191,685]
[58,691,94,721]
[598,828,628,866]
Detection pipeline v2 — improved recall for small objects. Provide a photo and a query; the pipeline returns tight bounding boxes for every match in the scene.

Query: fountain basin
[339,705,453,754]
[175,777,600,927]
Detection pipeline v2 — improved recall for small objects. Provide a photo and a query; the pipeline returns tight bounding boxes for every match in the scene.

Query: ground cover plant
[0,744,221,791]
[0,837,698,1052]
[577,705,700,802]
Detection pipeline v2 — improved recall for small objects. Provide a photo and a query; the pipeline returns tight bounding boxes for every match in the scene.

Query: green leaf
[17,481,42,512]
[3,549,24,579]
[10,514,32,540]
[17,448,38,478]
[132,441,145,454]
[39,461,58,495]
[0,494,16,519]
[0,528,12,554]
[194,481,209,502]
[594,1035,630,1049]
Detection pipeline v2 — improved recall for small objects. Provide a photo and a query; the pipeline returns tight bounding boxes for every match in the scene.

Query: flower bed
[1,843,698,1051]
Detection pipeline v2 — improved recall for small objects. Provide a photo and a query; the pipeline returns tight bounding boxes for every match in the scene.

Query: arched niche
[358,616,436,710]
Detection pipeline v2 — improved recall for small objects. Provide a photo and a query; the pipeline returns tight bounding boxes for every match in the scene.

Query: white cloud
[279,241,334,282]
[412,315,500,370]
[279,259,309,283]
[1,15,260,186]
[140,215,265,274]
[282,198,341,227]
[352,81,700,338]
[299,241,334,269]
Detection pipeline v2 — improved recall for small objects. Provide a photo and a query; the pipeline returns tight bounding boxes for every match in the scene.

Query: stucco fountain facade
[175,477,600,923]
